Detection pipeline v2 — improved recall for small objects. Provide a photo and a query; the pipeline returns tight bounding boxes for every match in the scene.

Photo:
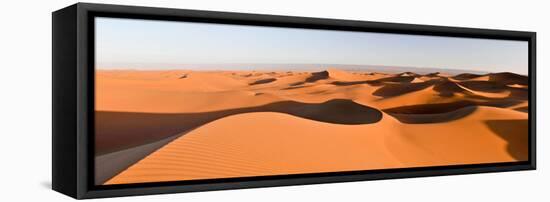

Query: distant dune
[95,68,529,185]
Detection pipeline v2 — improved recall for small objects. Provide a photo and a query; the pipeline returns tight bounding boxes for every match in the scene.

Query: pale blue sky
[95,17,528,74]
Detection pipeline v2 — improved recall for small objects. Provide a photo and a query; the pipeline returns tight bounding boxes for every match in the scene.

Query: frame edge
[64,2,537,199]
[52,3,79,199]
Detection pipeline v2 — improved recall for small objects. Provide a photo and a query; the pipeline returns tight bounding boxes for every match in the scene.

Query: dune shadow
[458,81,508,93]
[508,88,529,100]
[451,73,483,80]
[383,99,525,124]
[374,75,415,83]
[308,90,328,95]
[475,99,524,108]
[281,85,308,90]
[399,72,420,77]
[249,78,276,85]
[305,70,329,83]
[330,75,416,87]
[423,72,441,77]
[513,106,529,113]
[95,133,184,185]
[383,101,478,124]
[488,72,528,86]
[283,71,331,89]
[331,80,370,86]
[484,120,529,161]
[457,80,528,100]
[433,80,467,97]
[289,81,306,86]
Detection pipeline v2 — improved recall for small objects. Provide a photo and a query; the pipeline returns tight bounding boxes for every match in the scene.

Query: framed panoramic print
[52,3,536,199]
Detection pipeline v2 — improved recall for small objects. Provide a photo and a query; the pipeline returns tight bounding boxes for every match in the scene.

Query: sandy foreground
[94,69,529,185]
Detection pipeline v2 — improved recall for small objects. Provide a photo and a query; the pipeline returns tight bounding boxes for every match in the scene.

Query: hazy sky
[95,17,528,74]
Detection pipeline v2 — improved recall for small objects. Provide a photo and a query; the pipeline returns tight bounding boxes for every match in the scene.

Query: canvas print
[94,17,529,185]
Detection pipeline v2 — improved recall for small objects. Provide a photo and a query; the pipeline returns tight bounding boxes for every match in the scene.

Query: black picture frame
[52,2,536,199]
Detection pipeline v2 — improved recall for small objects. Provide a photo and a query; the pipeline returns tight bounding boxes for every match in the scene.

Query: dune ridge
[96,99,382,155]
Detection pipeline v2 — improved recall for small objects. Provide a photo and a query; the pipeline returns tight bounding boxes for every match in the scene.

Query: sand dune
[106,106,527,184]
[105,112,403,184]
[456,82,511,99]
[95,133,183,184]
[96,99,383,182]
[95,69,529,185]
[385,106,527,166]
[97,99,383,155]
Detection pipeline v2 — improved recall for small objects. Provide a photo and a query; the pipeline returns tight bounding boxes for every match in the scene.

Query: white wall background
[0,0,547,201]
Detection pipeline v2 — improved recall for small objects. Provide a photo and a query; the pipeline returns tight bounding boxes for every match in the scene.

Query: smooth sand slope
[95,68,529,185]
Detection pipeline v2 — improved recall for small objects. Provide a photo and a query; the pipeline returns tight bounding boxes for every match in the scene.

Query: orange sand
[95,69,529,185]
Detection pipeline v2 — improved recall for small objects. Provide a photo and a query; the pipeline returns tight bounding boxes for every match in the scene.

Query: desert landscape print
[94,17,529,185]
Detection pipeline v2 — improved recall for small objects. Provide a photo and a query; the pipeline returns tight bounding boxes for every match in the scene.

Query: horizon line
[95,63,530,75]
[95,62,529,75]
